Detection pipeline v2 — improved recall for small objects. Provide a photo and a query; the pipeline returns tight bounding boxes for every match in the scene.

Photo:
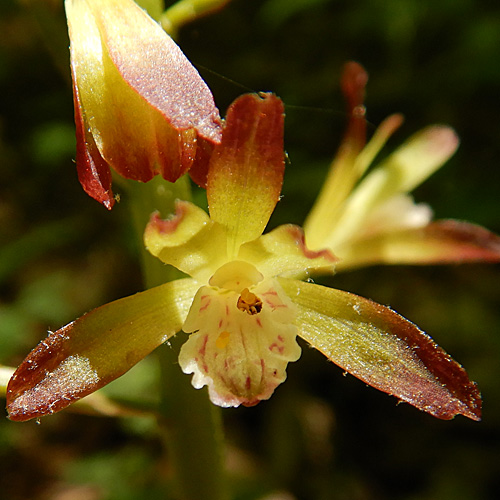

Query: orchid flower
[304,62,500,270]
[7,93,481,422]
[66,0,222,209]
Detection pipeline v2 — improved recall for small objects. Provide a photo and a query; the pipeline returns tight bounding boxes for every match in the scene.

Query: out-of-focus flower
[66,0,222,209]
[304,62,500,271]
[7,94,481,422]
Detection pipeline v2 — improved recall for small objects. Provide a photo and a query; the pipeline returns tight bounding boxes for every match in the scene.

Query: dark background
[1,0,499,498]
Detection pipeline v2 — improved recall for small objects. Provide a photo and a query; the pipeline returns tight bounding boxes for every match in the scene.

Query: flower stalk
[161,0,232,37]
[125,175,228,500]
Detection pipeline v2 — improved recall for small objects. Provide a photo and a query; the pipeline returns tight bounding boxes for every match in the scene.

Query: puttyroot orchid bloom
[7,94,481,422]
[66,0,222,209]
[304,62,500,270]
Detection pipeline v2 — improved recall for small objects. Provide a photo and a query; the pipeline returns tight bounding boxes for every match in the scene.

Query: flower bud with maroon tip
[66,0,222,209]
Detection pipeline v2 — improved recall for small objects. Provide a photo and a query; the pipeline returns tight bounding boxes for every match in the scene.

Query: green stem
[125,175,228,500]
[126,174,190,287]
[160,0,232,37]
[157,339,227,500]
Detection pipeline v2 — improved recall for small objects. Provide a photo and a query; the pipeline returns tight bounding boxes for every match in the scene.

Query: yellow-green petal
[304,61,404,250]
[0,365,14,398]
[279,278,481,421]
[325,125,459,249]
[7,278,199,421]
[305,114,404,249]
[144,201,228,283]
[237,224,337,279]
[336,219,500,271]
[207,93,285,258]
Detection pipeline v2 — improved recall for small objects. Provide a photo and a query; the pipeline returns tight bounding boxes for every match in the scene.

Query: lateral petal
[207,93,285,258]
[279,278,481,421]
[336,219,500,270]
[144,201,228,283]
[238,224,337,279]
[6,278,199,421]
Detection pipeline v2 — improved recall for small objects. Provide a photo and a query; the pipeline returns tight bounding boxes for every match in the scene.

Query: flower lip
[209,261,264,292]
[179,277,301,408]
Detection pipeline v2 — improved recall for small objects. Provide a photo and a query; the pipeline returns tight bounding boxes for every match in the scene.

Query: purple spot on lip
[199,334,209,356]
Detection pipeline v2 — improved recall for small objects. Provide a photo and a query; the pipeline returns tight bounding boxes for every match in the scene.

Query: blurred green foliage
[1,0,499,499]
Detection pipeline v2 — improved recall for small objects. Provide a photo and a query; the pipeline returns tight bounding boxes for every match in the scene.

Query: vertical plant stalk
[126,175,229,500]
